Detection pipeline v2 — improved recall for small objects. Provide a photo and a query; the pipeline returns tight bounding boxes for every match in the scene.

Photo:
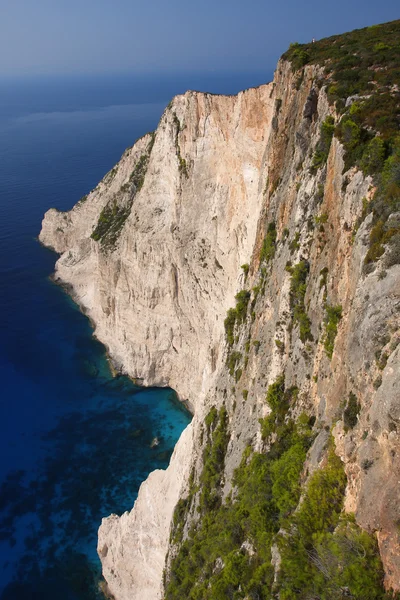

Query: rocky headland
[40,19,400,600]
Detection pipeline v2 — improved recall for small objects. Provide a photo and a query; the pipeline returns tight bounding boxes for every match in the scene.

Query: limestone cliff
[40,20,400,600]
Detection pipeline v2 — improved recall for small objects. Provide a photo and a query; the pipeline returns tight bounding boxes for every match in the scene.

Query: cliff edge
[40,19,400,600]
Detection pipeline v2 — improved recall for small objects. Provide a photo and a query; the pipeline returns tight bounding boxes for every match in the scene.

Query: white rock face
[40,59,400,597]
[40,87,274,403]
[40,84,275,599]
[98,423,194,600]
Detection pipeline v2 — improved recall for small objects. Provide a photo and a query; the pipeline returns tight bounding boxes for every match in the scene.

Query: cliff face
[40,85,274,406]
[40,84,275,599]
[40,22,400,600]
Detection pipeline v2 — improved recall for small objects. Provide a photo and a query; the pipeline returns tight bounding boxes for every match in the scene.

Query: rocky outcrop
[97,424,194,600]
[40,50,400,598]
[40,83,275,598]
[40,85,274,404]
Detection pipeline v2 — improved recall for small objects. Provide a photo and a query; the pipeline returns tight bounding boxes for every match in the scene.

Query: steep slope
[40,19,400,600]
[40,84,275,598]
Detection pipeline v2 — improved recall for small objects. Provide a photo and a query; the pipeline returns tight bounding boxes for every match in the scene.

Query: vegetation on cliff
[224,290,251,347]
[166,378,393,599]
[284,20,400,269]
[286,261,313,343]
[91,133,155,249]
[166,25,400,598]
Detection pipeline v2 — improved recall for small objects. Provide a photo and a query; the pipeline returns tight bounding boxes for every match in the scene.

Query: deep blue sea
[0,70,269,599]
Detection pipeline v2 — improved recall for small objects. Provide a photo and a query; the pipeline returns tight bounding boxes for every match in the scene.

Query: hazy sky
[0,0,398,77]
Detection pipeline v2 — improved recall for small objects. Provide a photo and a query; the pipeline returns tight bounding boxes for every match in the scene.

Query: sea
[0,69,269,599]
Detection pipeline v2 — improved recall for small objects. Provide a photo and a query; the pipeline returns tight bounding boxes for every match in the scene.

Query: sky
[0,0,398,78]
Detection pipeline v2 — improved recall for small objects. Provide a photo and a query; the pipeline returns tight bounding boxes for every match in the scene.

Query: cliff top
[282,19,400,271]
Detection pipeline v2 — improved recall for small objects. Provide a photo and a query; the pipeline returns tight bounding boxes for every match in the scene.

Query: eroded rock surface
[41,57,400,598]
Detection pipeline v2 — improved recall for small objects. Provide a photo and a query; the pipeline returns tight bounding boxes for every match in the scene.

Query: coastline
[43,249,195,415]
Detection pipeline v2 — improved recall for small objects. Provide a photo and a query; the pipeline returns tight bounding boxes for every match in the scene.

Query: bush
[227,351,242,377]
[260,222,277,263]
[287,262,313,342]
[311,116,335,172]
[241,263,249,277]
[266,374,285,412]
[323,304,342,358]
[199,407,230,512]
[166,407,388,600]
[343,391,361,430]
[166,398,314,600]
[224,308,237,346]
[286,42,310,71]
[283,23,400,270]
[91,138,155,249]
[289,231,300,253]
[361,136,386,174]
[224,290,251,346]
[235,290,251,323]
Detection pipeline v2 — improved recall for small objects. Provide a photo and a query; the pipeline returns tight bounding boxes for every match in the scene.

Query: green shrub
[241,263,249,277]
[364,138,400,268]
[319,266,329,290]
[235,290,251,323]
[224,290,251,346]
[270,440,308,517]
[286,42,310,71]
[129,152,150,190]
[315,213,328,225]
[361,136,386,174]
[289,231,300,253]
[173,113,188,177]
[283,22,400,269]
[235,368,243,383]
[166,395,314,600]
[311,116,335,172]
[266,374,285,412]
[205,407,218,433]
[91,202,132,247]
[259,376,300,442]
[278,437,387,600]
[323,304,342,358]
[224,308,237,346]
[260,222,277,263]
[166,405,388,600]
[199,407,230,512]
[91,137,155,249]
[287,261,313,342]
[343,391,361,430]
[227,351,242,377]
